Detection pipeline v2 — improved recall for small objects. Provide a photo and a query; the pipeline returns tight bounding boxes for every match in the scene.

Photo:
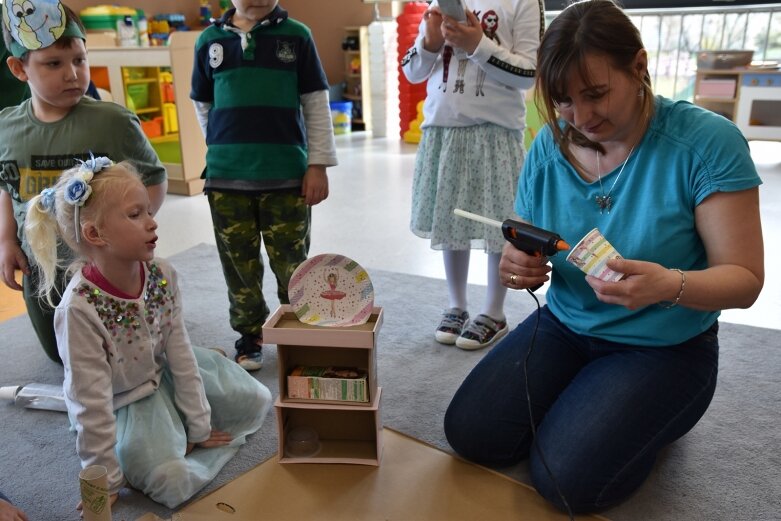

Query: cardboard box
[275,388,383,466]
[288,366,369,403]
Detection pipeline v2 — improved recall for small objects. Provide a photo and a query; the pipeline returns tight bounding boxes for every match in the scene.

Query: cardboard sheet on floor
[137,428,609,521]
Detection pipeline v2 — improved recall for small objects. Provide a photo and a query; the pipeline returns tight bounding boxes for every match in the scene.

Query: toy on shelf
[80,5,138,30]
[80,5,141,46]
[159,71,175,103]
[330,101,353,135]
[403,100,424,144]
[149,14,188,46]
[349,56,361,75]
[199,0,213,26]
[163,102,178,134]
[341,35,359,51]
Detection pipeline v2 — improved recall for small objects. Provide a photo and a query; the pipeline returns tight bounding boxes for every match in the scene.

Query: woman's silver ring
[510,274,518,285]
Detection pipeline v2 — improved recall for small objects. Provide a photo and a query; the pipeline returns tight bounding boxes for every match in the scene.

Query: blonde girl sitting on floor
[24,156,272,509]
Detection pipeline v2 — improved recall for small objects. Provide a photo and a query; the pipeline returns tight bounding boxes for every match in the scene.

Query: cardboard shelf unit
[86,31,206,195]
[263,305,384,466]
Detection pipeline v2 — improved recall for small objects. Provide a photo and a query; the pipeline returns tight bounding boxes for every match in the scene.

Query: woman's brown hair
[534,0,654,154]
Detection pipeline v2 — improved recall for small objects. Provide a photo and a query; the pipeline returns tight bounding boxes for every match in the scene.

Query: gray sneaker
[435,308,469,345]
[456,314,508,350]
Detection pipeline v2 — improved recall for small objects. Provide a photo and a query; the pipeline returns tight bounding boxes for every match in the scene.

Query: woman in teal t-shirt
[445,0,764,516]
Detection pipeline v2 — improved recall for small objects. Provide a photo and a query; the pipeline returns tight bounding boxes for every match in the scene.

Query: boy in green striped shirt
[191,0,337,371]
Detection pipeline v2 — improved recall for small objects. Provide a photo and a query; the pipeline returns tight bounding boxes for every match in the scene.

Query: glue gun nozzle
[556,240,570,251]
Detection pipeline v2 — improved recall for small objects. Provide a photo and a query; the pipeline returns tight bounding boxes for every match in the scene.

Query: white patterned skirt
[410,123,524,254]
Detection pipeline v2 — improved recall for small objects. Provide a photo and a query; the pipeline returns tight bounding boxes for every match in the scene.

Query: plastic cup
[285,426,321,458]
[79,465,111,521]
[566,228,625,282]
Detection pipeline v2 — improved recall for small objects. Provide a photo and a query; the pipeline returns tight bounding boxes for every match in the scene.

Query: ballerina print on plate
[288,254,375,327]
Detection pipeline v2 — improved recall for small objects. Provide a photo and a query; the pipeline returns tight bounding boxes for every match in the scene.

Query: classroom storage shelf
[86,31,206,195]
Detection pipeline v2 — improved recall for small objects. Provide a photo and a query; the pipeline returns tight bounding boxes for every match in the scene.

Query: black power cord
[523,288,574,521]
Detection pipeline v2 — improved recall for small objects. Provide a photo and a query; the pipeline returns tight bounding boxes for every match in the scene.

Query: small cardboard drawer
[263,305,383,349]
[276,388,383,466]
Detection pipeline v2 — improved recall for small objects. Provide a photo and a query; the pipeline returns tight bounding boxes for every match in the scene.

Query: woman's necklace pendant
[593,145,634,215]
[595,194,612,214]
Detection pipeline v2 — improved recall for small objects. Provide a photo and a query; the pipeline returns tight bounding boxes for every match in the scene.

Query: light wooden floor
[0,271,25,322]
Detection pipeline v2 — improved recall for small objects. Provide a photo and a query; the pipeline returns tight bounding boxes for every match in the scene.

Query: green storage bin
[152,140,182,164]
[126,83,149,110]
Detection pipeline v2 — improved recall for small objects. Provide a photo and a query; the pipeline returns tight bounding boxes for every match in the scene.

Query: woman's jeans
[444,305,719,513]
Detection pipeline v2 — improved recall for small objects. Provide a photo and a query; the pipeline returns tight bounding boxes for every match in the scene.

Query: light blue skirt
[410,124,524,254]
[102,346,269,508]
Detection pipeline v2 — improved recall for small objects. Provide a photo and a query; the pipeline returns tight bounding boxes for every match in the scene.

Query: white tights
[442,250,507,320]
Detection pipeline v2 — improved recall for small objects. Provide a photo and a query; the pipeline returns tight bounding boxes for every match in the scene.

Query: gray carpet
[0,243,779,521]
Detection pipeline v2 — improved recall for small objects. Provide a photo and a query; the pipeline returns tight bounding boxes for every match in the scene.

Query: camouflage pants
[207,189,310,337]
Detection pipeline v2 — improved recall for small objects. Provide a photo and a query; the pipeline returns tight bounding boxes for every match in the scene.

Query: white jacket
[401,0,543,130]
[55,259,211,494]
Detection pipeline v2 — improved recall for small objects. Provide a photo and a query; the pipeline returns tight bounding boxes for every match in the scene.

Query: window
[545,1,781,9]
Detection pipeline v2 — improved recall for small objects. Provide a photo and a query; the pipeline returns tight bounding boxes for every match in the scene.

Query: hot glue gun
[454,209,570,290]
[454,209,569,256]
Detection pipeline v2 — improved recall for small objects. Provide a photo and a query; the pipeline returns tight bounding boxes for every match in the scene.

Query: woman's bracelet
[659,268,686,309]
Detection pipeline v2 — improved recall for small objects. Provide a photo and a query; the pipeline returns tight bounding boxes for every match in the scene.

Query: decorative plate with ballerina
[288,254,374,327]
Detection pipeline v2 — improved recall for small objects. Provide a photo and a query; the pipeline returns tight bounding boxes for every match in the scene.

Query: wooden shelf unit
[694,69,742,120]
[121,67,177,140]
[86,31,206,195]
[694,68,781,142]
[342,26,371,131]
